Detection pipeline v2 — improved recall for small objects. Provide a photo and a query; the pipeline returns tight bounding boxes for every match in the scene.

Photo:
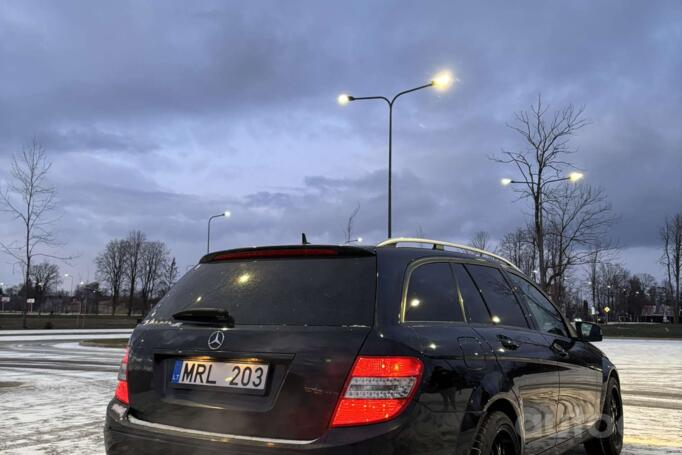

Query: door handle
[551,341,569,358]
[497,335,520,350]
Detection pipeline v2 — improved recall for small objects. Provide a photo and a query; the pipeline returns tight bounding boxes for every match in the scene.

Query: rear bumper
[104,400,471,455]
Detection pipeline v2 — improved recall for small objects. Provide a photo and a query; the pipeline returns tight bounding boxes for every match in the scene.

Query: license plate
[171,360,269,390]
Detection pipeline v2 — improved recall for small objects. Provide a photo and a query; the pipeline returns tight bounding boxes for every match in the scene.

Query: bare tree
[139,241,169,313]
[660,214,682,323]
[544,184,616,306]
[0,139,68,326]
[493,95,588,291]
[96,239,128,316]
[159,257,179,298]
[586,248,603,314]
[584,238,620,315]
[597,262,630,319]
[497,226,536,277]
[470,231,491,251]
[343,203,361,243]
[30,262,61,310]
[123,230,145,316]
[410,225,428,247]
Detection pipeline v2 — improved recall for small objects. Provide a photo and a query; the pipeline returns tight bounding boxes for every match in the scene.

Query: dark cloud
[39,127,160,154]
[0,0,680,284]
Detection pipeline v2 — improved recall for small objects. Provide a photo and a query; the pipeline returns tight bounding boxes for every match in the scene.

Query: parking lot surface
[0,332,679,454]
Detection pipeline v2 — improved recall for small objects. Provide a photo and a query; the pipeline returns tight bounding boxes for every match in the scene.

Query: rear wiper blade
[172,308,235,327]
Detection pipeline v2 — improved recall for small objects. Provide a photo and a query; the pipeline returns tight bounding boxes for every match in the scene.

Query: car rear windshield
[149,257,377,326]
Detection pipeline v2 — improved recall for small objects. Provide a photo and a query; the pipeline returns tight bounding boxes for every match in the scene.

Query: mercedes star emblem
[207,331,225,350]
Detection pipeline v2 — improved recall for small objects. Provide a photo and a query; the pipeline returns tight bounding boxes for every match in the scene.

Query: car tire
[584,377,624,455]
[471,411,521,455]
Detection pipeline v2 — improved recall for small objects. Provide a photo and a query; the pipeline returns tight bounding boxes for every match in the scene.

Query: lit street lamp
[207,211,231,254]
[338,71,454,238]
[500,171,584,187]
[500,170,585,289]
[344,237,363,244]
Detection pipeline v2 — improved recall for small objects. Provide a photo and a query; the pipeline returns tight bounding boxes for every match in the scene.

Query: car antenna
[301,233,310,245]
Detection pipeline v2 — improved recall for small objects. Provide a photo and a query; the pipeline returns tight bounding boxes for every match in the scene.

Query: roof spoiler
[201,245,375,263]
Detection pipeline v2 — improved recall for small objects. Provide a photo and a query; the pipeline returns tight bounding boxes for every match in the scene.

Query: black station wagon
[104,238,623,455]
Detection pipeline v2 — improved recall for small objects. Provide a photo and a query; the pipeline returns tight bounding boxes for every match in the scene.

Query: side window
[507,273,568,337]
[451,264,491,324]
[405,262,464,322]
[466,265,529,328]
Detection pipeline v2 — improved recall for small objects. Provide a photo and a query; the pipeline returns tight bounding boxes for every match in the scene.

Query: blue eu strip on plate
[171,360,183,383]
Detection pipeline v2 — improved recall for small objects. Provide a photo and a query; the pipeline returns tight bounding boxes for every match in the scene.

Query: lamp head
[500,178,513,186]
[568,171,584,182]
[431,71,454,90]
[337,94,352,105]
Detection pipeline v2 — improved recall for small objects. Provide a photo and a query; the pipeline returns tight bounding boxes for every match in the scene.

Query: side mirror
[575,321,603,342]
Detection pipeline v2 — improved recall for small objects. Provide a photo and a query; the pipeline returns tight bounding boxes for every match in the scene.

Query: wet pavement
[0,332,680,454]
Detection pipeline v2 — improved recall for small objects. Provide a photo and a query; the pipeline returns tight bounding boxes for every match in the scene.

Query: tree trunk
[673,282,680,324]
[111,292,118,316]
[534,191,547,291]
[23,239,30,329]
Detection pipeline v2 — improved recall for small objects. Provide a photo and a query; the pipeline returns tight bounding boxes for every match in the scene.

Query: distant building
[641,301,673,323]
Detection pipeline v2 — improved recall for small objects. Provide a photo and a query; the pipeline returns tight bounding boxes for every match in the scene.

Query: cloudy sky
[0,0,680,287]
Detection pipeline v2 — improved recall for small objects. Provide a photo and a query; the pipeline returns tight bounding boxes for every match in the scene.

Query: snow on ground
[0,367,117,454]
[0,331,125,454]
[0,332,680,454]
[565,339,682,455]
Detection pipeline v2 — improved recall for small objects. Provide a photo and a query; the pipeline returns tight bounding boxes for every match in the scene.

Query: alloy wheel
[491,429,516,455]
[610,388,624,451]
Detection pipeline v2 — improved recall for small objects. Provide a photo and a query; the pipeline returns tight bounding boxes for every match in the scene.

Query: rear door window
[465,265,529,328]
[404,262,464,322]
[507,273,569,337]
[451,264,491,324]
[148,257,376,326]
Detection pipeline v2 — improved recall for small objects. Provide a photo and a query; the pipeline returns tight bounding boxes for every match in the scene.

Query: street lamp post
[64,273,74,314]
[64,274,74,295]
[207,211,231,254]
[79,281,85,316]
[338,71,454,238]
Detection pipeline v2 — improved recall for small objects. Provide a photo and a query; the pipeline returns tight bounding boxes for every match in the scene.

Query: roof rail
[377,237,522,273]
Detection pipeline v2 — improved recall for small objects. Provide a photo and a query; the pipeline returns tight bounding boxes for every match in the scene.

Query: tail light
[114,347,129,405]
[330,356,423,427]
